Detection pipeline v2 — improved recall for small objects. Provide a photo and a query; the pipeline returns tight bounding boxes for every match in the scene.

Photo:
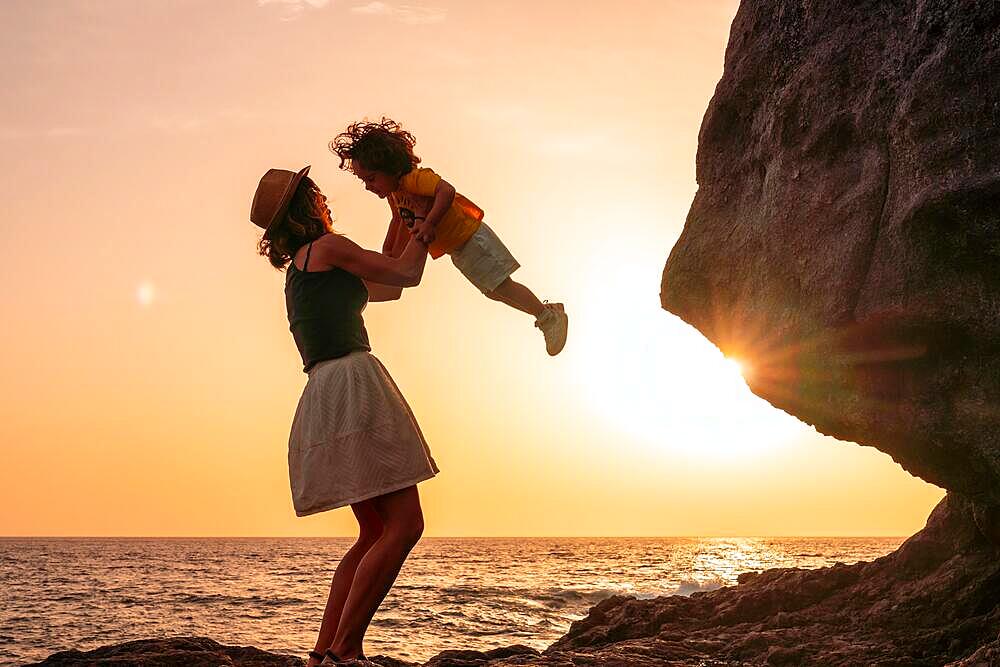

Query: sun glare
[571,250,807,460]
[136,281,156,307]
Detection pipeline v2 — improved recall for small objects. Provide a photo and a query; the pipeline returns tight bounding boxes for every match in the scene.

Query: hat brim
[262,165,311,240]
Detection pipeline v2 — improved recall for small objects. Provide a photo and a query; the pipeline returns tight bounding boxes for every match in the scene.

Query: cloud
[257,0,331,7]
[0,126,92,142]
[146,107,265,134]
[46,127,89,138]
[0,107,267,142]
[257,0,332,22]
[351,2,446,24]
[0,127,28,141]
[537,133,614,157]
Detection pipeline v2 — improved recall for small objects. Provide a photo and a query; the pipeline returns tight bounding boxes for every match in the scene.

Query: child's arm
[382,212,404,257]
[412,179,456,244]
[389,215,410,258]
[367,211,407,301]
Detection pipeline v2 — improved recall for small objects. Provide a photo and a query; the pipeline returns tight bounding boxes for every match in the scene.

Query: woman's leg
[485,277,545,318]
[306,500,383,667]
[327,485,424,659]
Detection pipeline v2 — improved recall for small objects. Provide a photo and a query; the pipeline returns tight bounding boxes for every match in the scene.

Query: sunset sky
[0,0,943,537]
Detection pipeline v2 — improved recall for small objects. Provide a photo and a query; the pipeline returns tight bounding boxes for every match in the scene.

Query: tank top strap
[303,241,314,272]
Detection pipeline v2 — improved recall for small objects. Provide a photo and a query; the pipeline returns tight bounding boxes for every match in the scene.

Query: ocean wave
[170,592,308,606]
[666,577,729,596]
[534,586,631,608]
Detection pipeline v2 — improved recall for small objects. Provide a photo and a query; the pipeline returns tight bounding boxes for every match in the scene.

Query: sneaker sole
[547,312,568,356]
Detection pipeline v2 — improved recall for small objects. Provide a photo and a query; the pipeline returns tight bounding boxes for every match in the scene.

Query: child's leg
[485,277,545,318]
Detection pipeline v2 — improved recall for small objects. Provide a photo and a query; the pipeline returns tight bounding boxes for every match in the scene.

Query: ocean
[0,537,904,665]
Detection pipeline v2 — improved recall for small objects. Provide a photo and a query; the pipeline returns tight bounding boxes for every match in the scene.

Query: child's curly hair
[329,117,421,177]
[257,176,335,270]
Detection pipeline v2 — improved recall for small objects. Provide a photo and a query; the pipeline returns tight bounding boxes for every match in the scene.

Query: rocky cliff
[661,0,1000,503]
[658,0,1000,663]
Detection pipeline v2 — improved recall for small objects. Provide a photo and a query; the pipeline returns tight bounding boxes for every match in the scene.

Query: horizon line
[0,534,911,539]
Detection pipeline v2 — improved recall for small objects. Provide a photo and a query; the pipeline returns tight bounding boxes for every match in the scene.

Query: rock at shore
[32,637,303,666]
[30,638,544,667]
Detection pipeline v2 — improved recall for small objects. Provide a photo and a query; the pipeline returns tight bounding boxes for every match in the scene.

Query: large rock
[657,0,1000,663]
[661,0,1000,503]
[547,495,1000,666]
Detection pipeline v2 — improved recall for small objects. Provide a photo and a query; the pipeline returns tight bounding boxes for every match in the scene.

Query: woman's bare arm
[364,282,403,302]
[311,233,428,287]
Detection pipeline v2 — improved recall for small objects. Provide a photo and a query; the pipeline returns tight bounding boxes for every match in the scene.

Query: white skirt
[287,350,439,516]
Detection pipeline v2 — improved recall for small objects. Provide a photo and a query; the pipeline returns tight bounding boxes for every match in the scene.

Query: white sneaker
[535,302,568,356]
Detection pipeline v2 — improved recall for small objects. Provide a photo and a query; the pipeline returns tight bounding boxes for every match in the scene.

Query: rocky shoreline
[31,637,544,667]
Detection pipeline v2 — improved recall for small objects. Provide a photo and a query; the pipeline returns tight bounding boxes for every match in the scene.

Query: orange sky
[0,0,943,537]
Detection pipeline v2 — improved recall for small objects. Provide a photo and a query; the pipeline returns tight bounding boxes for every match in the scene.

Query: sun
[569,251,807,460]
[723,358,744,377]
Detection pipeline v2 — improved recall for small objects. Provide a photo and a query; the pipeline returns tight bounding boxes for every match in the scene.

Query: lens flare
[136,281,156,307]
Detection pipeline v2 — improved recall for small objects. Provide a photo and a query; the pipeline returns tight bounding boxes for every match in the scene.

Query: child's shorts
[448,222,520,294]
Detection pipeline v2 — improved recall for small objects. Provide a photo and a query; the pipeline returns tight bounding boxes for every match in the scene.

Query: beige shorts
[449,222,520,294]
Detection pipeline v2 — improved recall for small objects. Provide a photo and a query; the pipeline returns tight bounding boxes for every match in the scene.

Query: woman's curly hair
[329,117,421,177]
[257,176,335,270]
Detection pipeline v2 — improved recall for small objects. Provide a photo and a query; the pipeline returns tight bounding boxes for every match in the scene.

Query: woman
[251,166,437,665]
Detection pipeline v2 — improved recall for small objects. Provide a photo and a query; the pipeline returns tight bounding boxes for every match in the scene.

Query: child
[330,117,569,355]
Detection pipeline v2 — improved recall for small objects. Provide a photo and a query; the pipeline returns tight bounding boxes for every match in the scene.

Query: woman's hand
[410,219,436,244]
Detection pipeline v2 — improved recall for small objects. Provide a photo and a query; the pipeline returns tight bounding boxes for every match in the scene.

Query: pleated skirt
[287,350,439,516]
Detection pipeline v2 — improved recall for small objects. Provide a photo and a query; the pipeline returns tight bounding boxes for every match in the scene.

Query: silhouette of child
[330,118,568,356]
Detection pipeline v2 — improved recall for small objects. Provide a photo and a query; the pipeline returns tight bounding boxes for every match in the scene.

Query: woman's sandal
[319,648,368,665]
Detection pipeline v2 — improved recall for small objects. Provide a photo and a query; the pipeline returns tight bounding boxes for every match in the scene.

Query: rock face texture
[658,0,1000,663]
[33,637,304,666]
[661,0,1000,503]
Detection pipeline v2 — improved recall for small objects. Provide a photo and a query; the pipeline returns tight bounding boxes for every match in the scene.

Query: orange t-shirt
[388,167,483,259]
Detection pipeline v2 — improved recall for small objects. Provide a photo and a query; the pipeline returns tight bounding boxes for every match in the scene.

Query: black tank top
[285,240,371,372]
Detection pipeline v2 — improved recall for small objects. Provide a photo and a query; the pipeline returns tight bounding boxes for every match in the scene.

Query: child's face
[351,163,398,199]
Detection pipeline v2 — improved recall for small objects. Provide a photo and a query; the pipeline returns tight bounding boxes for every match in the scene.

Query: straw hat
[250,165,311,239]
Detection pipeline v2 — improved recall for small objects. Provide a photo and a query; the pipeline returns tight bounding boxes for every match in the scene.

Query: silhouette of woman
[251,166,438,665]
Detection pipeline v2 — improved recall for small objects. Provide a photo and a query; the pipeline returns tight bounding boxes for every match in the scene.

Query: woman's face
[317,193,334,230]
[351,163,398,199]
